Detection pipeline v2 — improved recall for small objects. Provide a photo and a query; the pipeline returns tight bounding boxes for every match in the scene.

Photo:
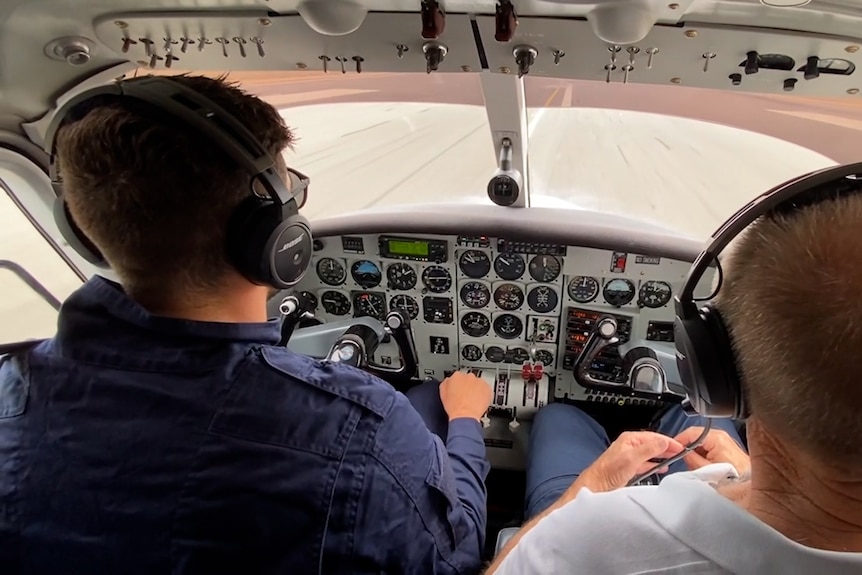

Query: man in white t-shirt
[487,192,862,574]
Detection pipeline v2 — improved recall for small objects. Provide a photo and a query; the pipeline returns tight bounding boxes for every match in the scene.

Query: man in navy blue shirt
[0,74,492,574]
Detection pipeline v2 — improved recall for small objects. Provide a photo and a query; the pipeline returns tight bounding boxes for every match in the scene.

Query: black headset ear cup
[674,303,744,419]
[226,196,313,288]
[52,195,108,268]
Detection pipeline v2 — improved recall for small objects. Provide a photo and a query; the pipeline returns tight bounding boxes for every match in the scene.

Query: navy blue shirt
[0,276,489,574]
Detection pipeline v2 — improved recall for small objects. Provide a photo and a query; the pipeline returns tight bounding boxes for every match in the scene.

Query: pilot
[0,74,493,574]
[486,189,862,573]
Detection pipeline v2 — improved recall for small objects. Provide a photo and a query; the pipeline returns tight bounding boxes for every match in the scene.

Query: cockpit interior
[2,0,861,564]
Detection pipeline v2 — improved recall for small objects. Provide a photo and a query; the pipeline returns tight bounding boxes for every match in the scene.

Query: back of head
[717,192,862,466]
[55,74,294,304]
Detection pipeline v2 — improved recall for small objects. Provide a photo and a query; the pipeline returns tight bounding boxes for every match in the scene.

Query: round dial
[351,260,381,288]
[460,311,491,337]
[528,255,562,283]
[509,347,530,364]
[485,345,505,362]
[352,292,386,321]
[316,258,346,286]
[493,283,524,311]
[460,281,490,308]
[386,263,417,290]
[568,276,600,303]
[638,280,672,309]
[527,285,558,313]
[603,278,636,307]
[459,250,491,278]
[493,253,525,280]
[535,349,554,366]
[461,344,482,362]
[299,291,318,310]
[493,313,523,339]
[389,294,419,319]
[320,290,350,315]
[422,265,452,293]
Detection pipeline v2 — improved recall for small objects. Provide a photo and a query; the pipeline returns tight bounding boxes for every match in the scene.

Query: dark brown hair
[717,193,862,462]
[56,73,294,302]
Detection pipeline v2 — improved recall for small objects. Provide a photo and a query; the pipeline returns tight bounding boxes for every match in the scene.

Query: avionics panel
[292,233,712,406]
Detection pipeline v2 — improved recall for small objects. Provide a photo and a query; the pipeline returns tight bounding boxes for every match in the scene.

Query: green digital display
[388,239,429,256]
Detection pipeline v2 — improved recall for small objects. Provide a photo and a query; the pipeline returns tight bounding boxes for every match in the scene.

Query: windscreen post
[479,71,530,208]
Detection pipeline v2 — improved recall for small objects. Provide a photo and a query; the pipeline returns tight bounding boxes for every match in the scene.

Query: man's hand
[674,427,750,476]
[575,431,686,494]
[439,372,493,422]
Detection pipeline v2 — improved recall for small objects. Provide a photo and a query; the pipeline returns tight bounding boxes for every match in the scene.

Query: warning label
[635,255,661,265]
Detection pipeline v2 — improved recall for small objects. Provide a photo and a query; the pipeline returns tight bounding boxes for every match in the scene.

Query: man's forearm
[446,417,492,550]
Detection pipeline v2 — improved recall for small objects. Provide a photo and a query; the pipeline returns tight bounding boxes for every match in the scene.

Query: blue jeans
[525,402,745,519]
[405,379,450,441]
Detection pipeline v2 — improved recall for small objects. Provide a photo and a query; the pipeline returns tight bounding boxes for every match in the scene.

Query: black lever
[572,316,621,389]
[278,294,318,346]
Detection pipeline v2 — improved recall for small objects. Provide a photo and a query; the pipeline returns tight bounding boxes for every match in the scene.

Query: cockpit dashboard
[288,222,709,410]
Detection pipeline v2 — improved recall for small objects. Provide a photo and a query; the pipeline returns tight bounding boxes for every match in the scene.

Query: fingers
[625,433,685,465]
[683,451,711,470]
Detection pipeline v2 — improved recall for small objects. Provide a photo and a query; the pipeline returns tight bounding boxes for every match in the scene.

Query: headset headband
[675,162,862,320]
[45,75,294,207]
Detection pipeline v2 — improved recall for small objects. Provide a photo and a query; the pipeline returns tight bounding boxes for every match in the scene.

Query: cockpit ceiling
[5,0,862,129]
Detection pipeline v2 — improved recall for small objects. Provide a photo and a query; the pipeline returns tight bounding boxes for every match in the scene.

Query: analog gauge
[535,349,554,366]
[493,283,524,311]
[299,291,318,310]
[460,311,491,337]
[568,276,600,303]
[353,292,386,321]
[351,260,381,288]
[493,253,525,280]
[509,347,530,364]
[460,281,490,308]
[638,280,672,309]
[320,290,350,316]
[422,265,452,293]
[528,255,562,283]
[389,294,419,319]
[459,250,492,278]
[316,258,346,286]
[461,344,482,362]
[527,285,559,313]
[493,313,523,339]
[386,263,417,290]
[603,278,636,307]
[485,345,505,362]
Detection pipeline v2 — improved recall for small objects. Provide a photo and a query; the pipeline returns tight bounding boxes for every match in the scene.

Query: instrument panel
[295,233,700,406]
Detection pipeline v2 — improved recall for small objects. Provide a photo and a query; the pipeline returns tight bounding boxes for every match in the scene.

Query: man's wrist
[446,413,480,422]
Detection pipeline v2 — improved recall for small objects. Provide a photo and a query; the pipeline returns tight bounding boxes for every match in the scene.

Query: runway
[243,71,854,236]
[2,69,862,341]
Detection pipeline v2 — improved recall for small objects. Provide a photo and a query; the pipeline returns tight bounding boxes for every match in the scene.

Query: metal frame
[479,71,530,208]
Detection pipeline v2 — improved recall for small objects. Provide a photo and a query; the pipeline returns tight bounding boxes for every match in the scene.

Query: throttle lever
[572,316,621,388]
[364,310,419,384]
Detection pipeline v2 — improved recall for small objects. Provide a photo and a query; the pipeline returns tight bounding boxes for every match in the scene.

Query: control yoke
[572,315,682,401]
[326,310,419,384]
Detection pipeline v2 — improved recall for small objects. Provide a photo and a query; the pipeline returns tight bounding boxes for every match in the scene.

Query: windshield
[206,69,853,238]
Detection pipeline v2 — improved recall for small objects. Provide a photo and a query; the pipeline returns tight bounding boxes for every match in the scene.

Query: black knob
[804,56,820,80]
[729,73,742,86]
[783,78,798,92]
[745,51,759,75]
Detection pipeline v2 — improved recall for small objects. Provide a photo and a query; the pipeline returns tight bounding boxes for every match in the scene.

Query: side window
[0,182,82,344]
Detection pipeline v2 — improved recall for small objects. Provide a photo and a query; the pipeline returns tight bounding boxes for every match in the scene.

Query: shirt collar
[57,275,282,349]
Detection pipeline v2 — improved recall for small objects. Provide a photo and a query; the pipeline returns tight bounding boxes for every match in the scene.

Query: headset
[44,75,313,289]
[673,161,862,420]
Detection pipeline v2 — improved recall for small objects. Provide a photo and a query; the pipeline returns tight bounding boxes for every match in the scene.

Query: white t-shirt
[493,464,862,574]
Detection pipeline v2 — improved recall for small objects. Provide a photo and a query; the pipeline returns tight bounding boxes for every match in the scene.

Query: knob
[744,51,759,75]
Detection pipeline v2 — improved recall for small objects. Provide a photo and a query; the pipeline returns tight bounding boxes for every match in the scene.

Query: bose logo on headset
[278,233,307,253]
